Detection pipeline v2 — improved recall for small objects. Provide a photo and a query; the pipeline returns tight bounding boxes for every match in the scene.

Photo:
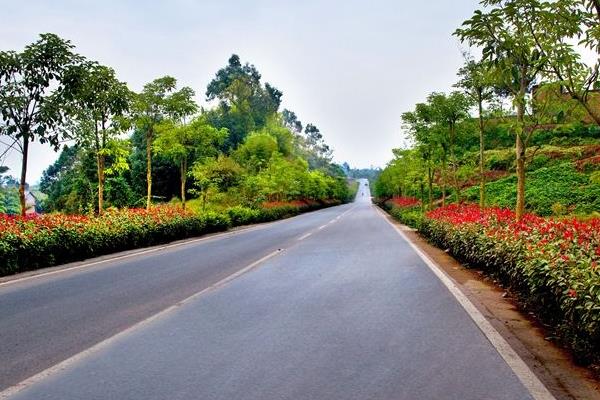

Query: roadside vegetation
[376,0,600,366]
[0,38,354,275]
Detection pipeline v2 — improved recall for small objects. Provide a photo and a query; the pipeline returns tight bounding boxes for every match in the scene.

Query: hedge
[1,200,342,277]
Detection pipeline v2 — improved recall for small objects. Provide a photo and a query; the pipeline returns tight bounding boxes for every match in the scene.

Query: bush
[419,204,600,364]
[0,207,233,276]
[227,206,262,226]
[0,200,345,277]
[380,197,424,229]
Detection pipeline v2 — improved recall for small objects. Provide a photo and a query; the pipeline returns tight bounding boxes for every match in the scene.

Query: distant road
[1,180,546,399]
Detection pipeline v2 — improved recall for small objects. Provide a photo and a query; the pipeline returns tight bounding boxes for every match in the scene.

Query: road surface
[0,180,546,399]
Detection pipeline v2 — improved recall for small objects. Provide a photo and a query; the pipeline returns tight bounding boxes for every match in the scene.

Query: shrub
[380,197,424,228]
[0,207,233,276]
[0,200,344,277]
[227,206,262,226]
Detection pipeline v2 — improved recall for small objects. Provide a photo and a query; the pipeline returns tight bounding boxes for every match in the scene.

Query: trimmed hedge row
[379,198,423,228]
[1,200,341,277]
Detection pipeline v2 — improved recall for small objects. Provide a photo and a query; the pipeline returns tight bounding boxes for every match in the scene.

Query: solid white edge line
[0,248,284,400]
[374,206,556,400]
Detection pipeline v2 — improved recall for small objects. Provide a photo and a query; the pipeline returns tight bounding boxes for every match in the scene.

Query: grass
[463,162,600,216]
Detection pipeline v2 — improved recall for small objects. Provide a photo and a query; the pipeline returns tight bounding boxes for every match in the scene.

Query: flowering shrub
[0,207,231,276]
[380,197,423,228]
[420,204,600,364]
[390,196,421,208]
[0,200,342,277]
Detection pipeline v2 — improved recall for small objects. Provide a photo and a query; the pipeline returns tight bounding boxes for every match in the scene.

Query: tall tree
[190,155,243,210]
[281,108,303,134]
[427,92,471,203]
[0,33,80,215]
[455,0,547,219]
[67,62,131,214]
[132,76,197,209]
[402,103,445,208]
[456,54,495,207]
[205,54,282,149]
[154,114,227,209]
[524,0,600,125]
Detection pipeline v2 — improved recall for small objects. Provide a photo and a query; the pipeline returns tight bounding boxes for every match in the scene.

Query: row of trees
[378,0,600,220]
[1,36,345,215]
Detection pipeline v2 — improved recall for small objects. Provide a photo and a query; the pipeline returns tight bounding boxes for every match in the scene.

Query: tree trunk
[180,158,187,209]
[478,91,486,208]
[146,128,153,210]
[19,134,29,216]
[449,124,461,203]
[420,182,425,213]
[515,84,527,221]
[427,165,433,209]
[581,100,600,126]
[97,154,105,215]
[441,157,447,207]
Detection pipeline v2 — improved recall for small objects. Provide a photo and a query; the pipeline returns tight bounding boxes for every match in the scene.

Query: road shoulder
[378,208,600,400]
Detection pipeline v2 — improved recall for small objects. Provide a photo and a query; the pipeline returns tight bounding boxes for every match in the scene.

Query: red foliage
[426,203,600,264]
[389,196,421,208]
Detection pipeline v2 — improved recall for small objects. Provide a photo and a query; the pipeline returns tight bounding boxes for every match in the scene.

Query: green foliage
[0,207,232,275]
[233,132,278,173]
[463,163,600,216]
[5,43,348,227]
[154,113,227,207]
[205,54,282,150]
[389,207,424,229]
[0,33,81,214]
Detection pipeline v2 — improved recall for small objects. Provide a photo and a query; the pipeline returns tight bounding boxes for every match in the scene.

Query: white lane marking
[374,206,556,400]
[297,232,312,241]
[0,248,283,400]
[296,204,358,241]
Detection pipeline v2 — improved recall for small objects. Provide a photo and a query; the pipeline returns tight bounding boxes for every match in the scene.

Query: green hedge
[1,201,342,277]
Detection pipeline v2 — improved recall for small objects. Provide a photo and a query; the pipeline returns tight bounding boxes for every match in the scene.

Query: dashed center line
[297,233,312,241]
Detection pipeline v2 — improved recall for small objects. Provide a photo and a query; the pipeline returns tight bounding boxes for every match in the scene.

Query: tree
[0,167,20,214]
[455,0,547,219]
[190,155,243,210]
[282,108,303,133]
[154,114,227,209]
[205,54,282,149]
[67,62,131,214]
[427,92,471,203]
[234,132,278,173]
[132,76,197,209]
[402,101,450,207]
[0,33,80,215]
[302,123,333,170]
[523,0,600,125]
[456,54,495,207]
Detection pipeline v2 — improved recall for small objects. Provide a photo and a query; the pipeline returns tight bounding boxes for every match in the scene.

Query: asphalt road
[1,180,542,399]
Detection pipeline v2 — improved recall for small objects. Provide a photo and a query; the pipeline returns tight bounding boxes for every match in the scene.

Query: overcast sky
[1,0,481,183]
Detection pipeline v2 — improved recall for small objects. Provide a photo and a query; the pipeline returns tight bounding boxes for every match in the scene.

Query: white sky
[1,0,481,183]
